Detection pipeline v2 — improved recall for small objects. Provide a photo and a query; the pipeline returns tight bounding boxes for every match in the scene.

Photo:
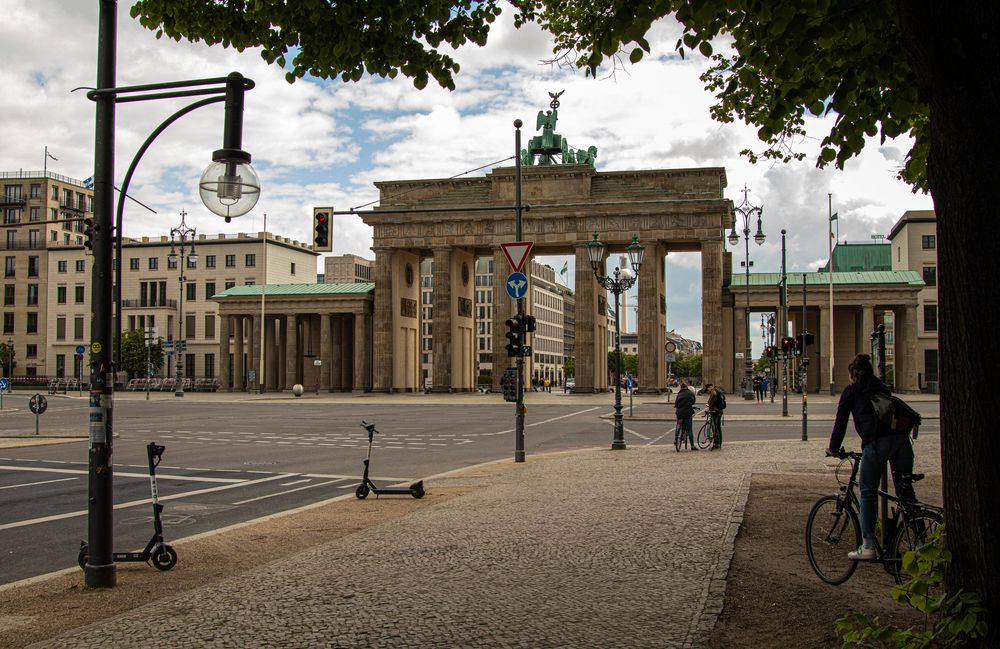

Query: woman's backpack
[871,392,921,436]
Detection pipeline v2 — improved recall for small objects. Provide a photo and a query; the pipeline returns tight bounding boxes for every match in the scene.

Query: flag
[829,212,838,221]
[45,147,58,161]
[83,176,94,190]
[560,261,568,276]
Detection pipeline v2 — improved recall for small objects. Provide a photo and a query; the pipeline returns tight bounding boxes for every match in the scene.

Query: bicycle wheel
[890,509,945,585]
[695,420,712,449]
[674,423,683,452]
[806,495,862,585]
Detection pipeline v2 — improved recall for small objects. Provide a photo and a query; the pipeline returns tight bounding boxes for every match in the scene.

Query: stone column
[491,247,514,392]
[431,247,453,392]
[373,249,393,392]
[320,313,333,391]
[278,315,288,390]
[331,315,343,391]
[233,315,245,391]
[819,305,832,394]
[251,314,261,391]
[860,304,875,355]
[285,314,298,389]
[700,239,725,387]
[573,244,597,393]
[218,314,231,390]
[895,305,919,392]
[354,312,371,391]
[637,242,666,394]
[264,315,277,390]
[340,316,353,390]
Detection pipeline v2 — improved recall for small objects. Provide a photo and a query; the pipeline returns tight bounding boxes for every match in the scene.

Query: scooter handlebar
[146,442,165,469]
[360,420,378,435]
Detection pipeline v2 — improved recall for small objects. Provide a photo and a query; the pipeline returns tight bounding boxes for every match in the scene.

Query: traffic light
[312,207,332,252]
[83,217,94,252]
[781,336,797,354]
[501,367,519,402]
[764,345,775,359]
[505,315,523,357]
[799,333,815,348]
[522,314,536,334]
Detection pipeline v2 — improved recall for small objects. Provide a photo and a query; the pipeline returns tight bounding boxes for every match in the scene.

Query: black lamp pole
[588,232,644,450]
[729,187,764,399]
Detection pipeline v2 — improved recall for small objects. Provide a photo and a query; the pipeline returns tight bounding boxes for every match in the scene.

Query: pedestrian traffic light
[764,345,775,358]
[501,367,519,402]
[505,315,523,357]
[781,336,797,354]
[312,207,332,252]
[522,314,536,334]
[83,217,94,252]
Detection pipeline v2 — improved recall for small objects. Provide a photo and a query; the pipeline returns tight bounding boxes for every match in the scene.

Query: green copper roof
[729,271,924,288]
[212,282,374,298]
[818,243,892,272]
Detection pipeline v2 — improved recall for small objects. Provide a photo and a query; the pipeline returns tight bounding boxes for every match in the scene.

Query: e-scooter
[78,441,178,571]
[355,420,425,499]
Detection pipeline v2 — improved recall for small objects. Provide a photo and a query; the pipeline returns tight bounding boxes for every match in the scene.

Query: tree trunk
[898,3,999,643]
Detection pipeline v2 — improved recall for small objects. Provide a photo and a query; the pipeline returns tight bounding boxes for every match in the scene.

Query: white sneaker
[848,545,876,561]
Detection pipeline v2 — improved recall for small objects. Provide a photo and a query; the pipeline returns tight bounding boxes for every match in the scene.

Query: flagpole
[828,194,835,395]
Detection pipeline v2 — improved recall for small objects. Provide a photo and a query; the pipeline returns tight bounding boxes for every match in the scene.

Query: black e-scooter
[78,441,178,571]
[355,421,425,499]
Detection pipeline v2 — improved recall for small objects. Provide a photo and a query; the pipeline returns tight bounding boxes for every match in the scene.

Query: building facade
[888,209,938,391]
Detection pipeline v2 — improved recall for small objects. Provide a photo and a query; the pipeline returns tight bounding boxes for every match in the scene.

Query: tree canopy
[120,329,164,380]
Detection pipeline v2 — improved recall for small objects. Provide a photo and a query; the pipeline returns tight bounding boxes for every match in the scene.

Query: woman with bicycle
[827,353,917,560]
[673,381,697,451]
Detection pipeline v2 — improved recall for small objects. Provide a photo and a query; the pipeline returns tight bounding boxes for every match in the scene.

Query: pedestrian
[762,375,770,400]
[705,383,726,449]
[673,380,697,450]
[752,373,764,403]
[826,353,917,560]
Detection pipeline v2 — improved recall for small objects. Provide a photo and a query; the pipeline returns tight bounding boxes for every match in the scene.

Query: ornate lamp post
[168,212,197,397]
[587,231,644,450]
[761,312,776,402]
[728,187,765,400]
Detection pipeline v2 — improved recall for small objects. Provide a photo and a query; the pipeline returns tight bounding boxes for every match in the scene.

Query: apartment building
[324,253,374,284]
[1,170,92,377]
[45,232,317,380]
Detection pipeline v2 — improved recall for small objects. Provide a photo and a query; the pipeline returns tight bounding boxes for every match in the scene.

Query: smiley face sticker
[90,342,102,354]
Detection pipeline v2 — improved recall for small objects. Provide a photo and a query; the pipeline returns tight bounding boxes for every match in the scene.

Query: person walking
[752,373,764,403]
[673,381,697,451]
[827,353,917,560]
[706,383,726,449]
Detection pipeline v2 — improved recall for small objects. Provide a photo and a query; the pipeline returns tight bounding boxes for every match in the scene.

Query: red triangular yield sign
[500,241,533,273]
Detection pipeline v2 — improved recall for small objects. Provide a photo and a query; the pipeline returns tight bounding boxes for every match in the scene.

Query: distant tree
[608,351,638,378]
[673,353,702,380]
[563,358,575,378]
[120,329,164,380]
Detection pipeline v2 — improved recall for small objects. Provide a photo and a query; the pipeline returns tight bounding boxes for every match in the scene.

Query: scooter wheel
[411,485,425,499]
[77,543,89,571]
[355,485,369,500]
[152,545,178,571]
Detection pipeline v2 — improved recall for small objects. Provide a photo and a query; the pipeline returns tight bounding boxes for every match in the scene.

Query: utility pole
[802,273,808,440]
[780,230,788,417]
[513,120,525,463]
[827,193,835,395]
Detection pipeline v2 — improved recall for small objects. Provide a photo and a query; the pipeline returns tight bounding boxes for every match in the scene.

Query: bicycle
[805,448,944,586]
[695,410,721,450]
[673,407,701,452]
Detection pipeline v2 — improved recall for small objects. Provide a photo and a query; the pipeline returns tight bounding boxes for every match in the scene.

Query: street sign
[735,352,745,359]
[505,272,529,300]
[665,353,676,362]
[500,241,533,273]
[664,340,677,353]
[162,341,174,350]
[75,345,85,355]
[29,393,48,415]
[0,378,8,392]
[75,353,84,360]
[313,359,323,366]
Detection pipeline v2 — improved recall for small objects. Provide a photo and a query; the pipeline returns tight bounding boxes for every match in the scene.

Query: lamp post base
[84,562,116,588]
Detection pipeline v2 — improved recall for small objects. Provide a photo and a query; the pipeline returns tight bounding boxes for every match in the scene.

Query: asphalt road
[0,393,939,585]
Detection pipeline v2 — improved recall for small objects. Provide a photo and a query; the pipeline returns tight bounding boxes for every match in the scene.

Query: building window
[58,260,67,273]
[204,314,216,339]
[245,254,256,267]
[129,258,139,271]
[225,255,236,268]
[75,285,85,303]
[225,281,235,290]
[290,262,296,275]
[185,315,196,339]
[205,282,216,299]
[30,207,40,222]
[27,312,38,334]
[149,257,158,270]
[3,285,13,306]
[4,256,13,277]
[204,353,215,379]
[2,313,12,334]
[56,317,66,340]
[30,183,40,198]
[168,257,177,270]
[206,255,216,268]
[26,344,37,358]
[924,349,939,383]
[27,284,38,305]
[186,283,196,301]
[74,316,85,340]
[185,353,196,379]
[923,304,937,332]
[56,354,65,378]
[244,280,255,286]
[921,235,936,250]
[186,256,196,269]
[27,256,39,277]
[922,266,936,287]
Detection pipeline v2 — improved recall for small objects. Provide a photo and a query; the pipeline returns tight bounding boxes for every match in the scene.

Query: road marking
[280,479,311,487]
[0,477,77,491]
[232,479,348,505]
[0,473,296,531]
[601,417,650,440]
[0,465,245,483]
[475,406,602,436]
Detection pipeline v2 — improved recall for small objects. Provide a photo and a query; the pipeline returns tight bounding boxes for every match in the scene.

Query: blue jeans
[859,435,917,543]
[677,418,693,446]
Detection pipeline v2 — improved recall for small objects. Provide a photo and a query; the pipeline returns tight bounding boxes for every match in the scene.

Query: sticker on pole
[500,241,533,273]
[505,272,529,300]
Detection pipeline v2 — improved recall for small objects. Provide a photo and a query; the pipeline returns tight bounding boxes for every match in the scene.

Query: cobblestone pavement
[32,436,942,649]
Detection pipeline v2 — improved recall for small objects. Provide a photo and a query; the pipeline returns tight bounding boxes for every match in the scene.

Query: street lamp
[3,337,12,377]
[168,211,197,397]
[588,231,644,450]
[761,312,776,402]
[728,186,764,400]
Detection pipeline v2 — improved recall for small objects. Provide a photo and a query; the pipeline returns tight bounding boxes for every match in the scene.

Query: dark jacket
[828,375,897,452]
[674,387,696,419]
[707,389,724,413]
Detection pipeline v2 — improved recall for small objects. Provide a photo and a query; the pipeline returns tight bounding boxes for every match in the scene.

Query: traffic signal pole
[780,230,788,417]
[802,273,808,441]
[513,120,525,463]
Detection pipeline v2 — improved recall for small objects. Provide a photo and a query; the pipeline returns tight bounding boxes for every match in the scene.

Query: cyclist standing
[673,381,697,450]
[827,353,917,560]
[706,383,725,449]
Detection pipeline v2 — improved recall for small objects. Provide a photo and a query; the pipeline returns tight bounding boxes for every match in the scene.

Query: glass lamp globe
[199,160,261,222]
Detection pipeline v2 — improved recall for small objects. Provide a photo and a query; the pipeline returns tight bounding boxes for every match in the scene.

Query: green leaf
[629,47,644,63]
[699,41,713,57]
[821,147,836,162]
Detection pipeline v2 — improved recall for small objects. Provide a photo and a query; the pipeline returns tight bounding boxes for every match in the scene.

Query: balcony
[1,195,26,207]
[122,298,178,310]
[59,198,89,214]
[0,240,47,251]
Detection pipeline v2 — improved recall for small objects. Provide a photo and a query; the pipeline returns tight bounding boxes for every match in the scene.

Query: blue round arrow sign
[505,272,529,300]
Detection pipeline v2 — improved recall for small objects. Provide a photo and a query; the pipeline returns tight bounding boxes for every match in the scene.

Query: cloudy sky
[1,1,932,348]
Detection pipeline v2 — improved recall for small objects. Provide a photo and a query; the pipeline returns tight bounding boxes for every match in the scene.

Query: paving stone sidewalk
[32,437,941,648]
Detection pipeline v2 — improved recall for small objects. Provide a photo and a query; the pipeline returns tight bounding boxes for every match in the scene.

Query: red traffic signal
[312,207,332,252]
